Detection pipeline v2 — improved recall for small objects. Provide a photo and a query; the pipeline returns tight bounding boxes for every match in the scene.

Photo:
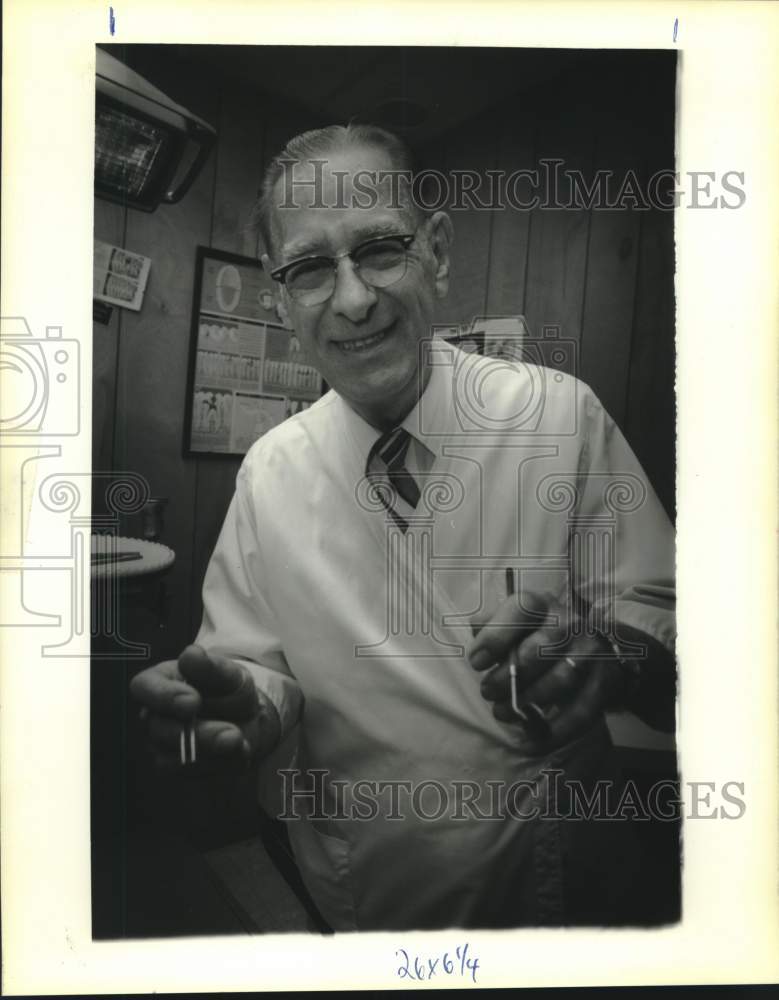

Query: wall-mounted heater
[95,48,216,212]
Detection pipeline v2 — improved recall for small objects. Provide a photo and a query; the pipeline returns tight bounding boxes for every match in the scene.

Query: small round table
[91,535,176,580]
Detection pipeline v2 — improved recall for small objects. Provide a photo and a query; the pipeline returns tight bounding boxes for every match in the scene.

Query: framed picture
[93,239,152,312]
[183,246,323,457]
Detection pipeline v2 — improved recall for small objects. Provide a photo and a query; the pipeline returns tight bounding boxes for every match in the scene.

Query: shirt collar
[336,340,458,460]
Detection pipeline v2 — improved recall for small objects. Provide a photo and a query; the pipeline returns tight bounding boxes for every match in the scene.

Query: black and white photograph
[2,1,778,994]
[90,43,680,938]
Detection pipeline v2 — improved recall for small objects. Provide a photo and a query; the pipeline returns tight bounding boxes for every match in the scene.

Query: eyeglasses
[269,232,417,307]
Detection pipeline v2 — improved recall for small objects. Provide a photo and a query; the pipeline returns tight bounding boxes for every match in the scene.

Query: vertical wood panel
[210,84,266,258]
[625,208,675,519]
[92,199,125,481]
[625,57,677,519]
[113,57,218,656]
[189,87,266,636]
[435,112,497,328]
[522,76,595,366]
[484,105,536,318]
[417,135,449,330]
[579,75,646,427]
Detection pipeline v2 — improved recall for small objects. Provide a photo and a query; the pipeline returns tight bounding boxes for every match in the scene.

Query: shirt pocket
[286,817,358,932]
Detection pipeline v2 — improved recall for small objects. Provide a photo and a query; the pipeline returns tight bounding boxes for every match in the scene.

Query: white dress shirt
[196,343,675,930]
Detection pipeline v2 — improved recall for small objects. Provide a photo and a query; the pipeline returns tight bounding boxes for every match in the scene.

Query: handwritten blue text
[396,943,479,984]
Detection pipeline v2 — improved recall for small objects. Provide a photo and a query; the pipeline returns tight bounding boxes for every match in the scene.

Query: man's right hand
[130,644,280,770]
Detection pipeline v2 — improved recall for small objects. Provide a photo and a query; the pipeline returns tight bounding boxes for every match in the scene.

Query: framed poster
[183,246,323,456]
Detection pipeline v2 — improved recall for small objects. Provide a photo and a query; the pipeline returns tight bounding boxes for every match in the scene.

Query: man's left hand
[466,593,623,754]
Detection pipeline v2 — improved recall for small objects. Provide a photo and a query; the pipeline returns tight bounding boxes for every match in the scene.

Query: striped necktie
[366,426,421,530]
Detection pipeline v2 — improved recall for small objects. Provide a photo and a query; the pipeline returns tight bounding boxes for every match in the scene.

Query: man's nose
[329,259,377,322]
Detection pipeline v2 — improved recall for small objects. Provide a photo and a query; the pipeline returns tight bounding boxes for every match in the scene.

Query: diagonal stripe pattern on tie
[366,427,421,531]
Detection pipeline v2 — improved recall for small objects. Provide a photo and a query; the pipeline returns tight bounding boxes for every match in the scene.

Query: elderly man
[131,124,676,931]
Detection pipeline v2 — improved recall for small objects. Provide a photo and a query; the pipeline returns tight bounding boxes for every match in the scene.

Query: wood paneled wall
[421,51,676,523]
[93,47,316,660]
[93,49,675,663]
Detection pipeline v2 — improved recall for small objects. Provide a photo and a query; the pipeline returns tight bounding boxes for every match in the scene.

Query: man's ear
[275,296,292,330]
[427,211,454,299]
[261,252,293,330]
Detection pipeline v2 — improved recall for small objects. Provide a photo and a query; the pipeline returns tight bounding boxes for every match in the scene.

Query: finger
[478,654,558,704]
[516,625,606,686]
[492,699,522,724]
[505,637,609,747]
[129,661,201,720]
[479,661,511,702]
[522,660,612,755]
[519,654,589,709]
[147,715,251,759]
[545,662,608,745]
[478,657,537,703]
[468,606,493,638]
[466,591,549,671]
[491,696,557,733]
[489,695,560,756]
[178,646,257,721]
[491,698,561,755]
[178,645,244,696]
[516,624,568,671]
[487,637,607,746]
[478,624,570,702]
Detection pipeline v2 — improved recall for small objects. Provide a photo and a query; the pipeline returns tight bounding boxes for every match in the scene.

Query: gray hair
[253,123,423,257]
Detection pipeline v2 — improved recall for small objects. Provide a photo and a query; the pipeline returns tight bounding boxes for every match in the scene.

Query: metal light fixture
[95,48,216,212]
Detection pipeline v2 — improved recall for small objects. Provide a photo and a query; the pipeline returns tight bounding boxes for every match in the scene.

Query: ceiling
[178,45,583,143]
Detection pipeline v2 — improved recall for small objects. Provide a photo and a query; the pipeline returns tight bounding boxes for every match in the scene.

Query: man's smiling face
[263,143,451,429]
